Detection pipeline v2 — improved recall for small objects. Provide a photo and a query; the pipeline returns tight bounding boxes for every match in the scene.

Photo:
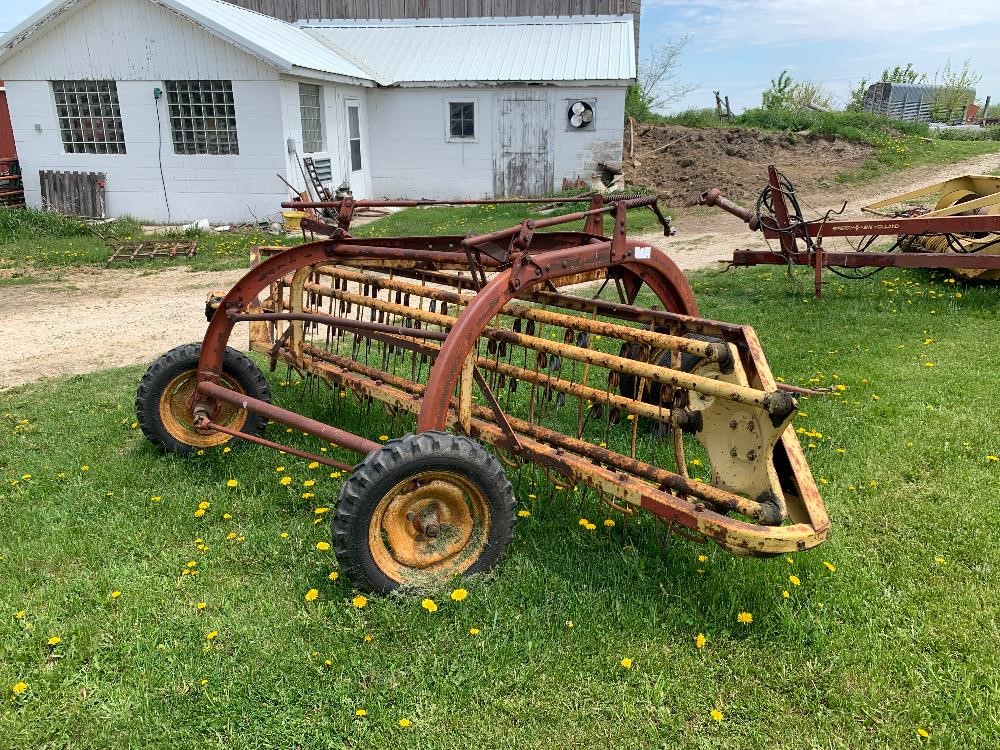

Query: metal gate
[494,93,553,197]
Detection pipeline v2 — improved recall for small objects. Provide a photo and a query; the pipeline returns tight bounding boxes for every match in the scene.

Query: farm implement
[137,195,828,593]
[701,166,1000,296]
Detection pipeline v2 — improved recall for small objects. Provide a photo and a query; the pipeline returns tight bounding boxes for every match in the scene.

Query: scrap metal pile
[137,194,828,593]
[701,166,1000,296]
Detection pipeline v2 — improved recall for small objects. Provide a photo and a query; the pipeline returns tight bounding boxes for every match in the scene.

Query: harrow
[137,195,828,593]
[701,166,1000,296]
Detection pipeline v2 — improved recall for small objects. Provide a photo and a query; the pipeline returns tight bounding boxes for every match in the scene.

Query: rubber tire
[333,431,516,594]
[135,342,271,454]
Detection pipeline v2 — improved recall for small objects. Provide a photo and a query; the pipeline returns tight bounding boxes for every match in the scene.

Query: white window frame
[445,99,478,143]
[298,83,325,154]
[346,100,363,173]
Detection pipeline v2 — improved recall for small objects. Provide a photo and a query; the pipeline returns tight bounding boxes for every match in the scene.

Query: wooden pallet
[106,241,198,263]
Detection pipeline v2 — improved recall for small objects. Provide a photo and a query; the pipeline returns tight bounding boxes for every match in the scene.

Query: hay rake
[137,195,828,593]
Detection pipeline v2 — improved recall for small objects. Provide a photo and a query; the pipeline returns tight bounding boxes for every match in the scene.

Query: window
[449,102,475,139]
[299,83,323,153]
[51,80,126,154]
[347,103,362,172]
[164,80,239,155]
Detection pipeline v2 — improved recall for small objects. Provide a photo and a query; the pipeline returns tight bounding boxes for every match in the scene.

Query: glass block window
[164,80,239,155]
[51,80,126,154]
[299,83,324,153]
[347,104,362,172]
[449,102,475,139]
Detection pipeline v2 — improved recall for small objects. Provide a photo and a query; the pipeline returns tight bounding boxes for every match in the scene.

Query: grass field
[2,265,998,749]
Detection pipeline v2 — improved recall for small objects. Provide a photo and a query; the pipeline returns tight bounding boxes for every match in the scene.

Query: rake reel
[137,194,828,593]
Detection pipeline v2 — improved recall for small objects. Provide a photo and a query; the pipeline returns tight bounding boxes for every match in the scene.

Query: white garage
[0,0,635,222]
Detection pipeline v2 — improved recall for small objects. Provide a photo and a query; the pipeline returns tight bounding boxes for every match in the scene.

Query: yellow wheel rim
[158,370,248,449]
[368,470,490,586]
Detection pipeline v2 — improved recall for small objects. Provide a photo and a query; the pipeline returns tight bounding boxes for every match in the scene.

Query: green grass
[646,108,1000,185]
[3,265,999,748]
[0,197,667,273]
[0,208,301,272]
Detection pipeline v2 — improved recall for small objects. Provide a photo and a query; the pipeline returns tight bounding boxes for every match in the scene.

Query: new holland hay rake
[702,166,1000,297]
[137,194,828,593]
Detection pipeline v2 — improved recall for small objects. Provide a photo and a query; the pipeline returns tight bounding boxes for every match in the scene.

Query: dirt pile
[626,125,874,207]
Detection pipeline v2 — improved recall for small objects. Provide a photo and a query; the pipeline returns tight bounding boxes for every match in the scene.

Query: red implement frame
[183,195,828,557]
[701,165,1000,297]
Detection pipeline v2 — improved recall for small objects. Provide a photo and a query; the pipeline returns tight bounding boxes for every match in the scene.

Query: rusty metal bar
[196,381,381,457]
[305,268,725,361]
[196,418,354,471]
[229,311,449,341]
[731,249,1000,270]
[282,197,599,210]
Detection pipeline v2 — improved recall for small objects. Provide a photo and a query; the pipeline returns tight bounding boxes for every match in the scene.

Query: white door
[494,93,554,197]
[345,100,366,197]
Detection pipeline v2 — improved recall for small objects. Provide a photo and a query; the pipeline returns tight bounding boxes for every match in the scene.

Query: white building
[0,0,634,222]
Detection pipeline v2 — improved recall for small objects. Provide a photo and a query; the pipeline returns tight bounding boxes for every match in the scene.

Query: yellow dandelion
[564,620,574,629]
[328,571,339,581]
[469,627,480,635]
[697,554,708,563]
[363,634,373,643]
[620,657,633,669]
[303,480,315,488]
[399,718,412,728]
[305,589,319,602]
[223,513,232,520]
[527,493,537,499]
[695,633,706,649]
[280,532,289,539]
[578,518,589,526]
[917,728,930,739]
[205,630,218,641]
[782,590,790,599]
[584,522,597,530]
[450,588,469,602]
[275,466,285,472]
[315,507,330,515]
[603,519,615,528]
[47,636,62,646]
[517,509,531,517]
[421,598,438,613]
[737,611,753,624]
[789,575,801,586]
[226,479,238,488]
[308,461,320,469]
[197,602,207,610]
[110,591,121,599]
[316,541,331,551]
[352,595,368,609]
[198,501,210,510]
[711,709,724,722]
[11,681,28,696]
[690,458,702,466]
[378,435,389,441]
[823,561,837,572]
[80,465,89,472]
[355,708,367,717]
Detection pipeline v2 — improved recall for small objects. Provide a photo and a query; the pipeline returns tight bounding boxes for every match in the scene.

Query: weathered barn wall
[1,0,297,221]
[225,0,641,59]
[366,85,625,198]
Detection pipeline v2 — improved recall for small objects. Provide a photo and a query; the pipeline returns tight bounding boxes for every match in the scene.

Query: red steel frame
[701,166,1000,297]
[183,195,829,556]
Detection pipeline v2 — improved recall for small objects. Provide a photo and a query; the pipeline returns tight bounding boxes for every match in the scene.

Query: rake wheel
[136,342,271,454]
[333,432,515,593]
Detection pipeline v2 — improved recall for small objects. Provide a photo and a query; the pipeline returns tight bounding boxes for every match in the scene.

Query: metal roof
[301,16,636,84]
[0,0,381,84]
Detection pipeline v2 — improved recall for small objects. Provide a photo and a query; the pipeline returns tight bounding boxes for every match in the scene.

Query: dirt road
[3,151,998,390]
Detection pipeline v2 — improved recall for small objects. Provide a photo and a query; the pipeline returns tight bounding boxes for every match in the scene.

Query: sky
[2,0,999,114]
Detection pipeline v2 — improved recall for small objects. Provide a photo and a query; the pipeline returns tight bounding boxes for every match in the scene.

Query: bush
[655,108,724,128]
[935,126,1000,141]
[0,206,90,244]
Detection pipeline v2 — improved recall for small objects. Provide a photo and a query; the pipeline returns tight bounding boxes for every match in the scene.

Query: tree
[929,59,981,122]
[761,70,833,111]
[626,36,699,119]
[847,63,925,111]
